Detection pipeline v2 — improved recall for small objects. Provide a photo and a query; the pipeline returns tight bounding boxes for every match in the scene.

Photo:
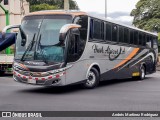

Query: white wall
[0,0,29,31]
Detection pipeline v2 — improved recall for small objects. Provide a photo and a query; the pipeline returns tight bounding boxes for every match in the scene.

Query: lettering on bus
[92,44,125,61]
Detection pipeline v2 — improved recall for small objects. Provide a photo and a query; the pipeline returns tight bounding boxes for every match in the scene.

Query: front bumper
[13,71,66,86]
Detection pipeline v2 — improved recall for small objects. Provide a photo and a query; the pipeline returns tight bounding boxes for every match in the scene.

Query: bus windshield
[15,15,72,64]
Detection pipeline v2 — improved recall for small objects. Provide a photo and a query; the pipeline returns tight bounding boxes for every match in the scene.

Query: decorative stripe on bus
[131,52,155,67]
[114,48,140,69]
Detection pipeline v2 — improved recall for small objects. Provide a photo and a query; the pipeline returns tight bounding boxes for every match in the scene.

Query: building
[0,0,29,31]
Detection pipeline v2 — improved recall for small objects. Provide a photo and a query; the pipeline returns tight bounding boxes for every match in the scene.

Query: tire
[83,68,100,89]
[138,65,146,80]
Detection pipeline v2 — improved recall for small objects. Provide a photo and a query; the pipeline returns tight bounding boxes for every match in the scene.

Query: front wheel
[82,68,100,89]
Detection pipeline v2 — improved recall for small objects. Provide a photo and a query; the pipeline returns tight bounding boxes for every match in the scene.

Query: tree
[158,33,160,52]
[30,3,58,12]
[26,0,78,12]
[130,0,160,32]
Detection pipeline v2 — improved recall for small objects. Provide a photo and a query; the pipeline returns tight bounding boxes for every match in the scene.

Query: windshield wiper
[20,33,36,62]
[37,34,48,64]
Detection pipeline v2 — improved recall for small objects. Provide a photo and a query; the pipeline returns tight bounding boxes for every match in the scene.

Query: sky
[74,0,139,26]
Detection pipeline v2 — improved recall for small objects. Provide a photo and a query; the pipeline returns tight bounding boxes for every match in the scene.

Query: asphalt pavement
[0,71,160,120]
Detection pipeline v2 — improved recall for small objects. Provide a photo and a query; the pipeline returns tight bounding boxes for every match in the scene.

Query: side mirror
[2,24,20,39]
[59,24,81,42]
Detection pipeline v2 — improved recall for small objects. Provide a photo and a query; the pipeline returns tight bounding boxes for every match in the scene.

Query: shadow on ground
[0,73,13,77]
[17,77,151,94]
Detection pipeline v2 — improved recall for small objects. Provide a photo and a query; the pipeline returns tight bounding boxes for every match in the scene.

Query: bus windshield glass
[15,15,72,64]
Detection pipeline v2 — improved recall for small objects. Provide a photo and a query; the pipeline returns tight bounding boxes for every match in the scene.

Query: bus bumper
[13,72,66,86]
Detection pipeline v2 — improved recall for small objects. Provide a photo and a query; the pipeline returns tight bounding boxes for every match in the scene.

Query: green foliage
[158,33,160,53]
[26,0,78,12]
[131,0,160,32]
[30,4,58,12]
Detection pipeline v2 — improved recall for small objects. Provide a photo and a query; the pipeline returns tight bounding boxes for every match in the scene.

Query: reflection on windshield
[36,46,64,63]
[15,15,71,64]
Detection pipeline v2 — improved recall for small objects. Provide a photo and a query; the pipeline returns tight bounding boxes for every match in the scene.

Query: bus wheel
[83,68,100,89]
[138,65,146,80]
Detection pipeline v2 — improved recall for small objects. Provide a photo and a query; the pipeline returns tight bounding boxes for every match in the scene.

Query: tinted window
[74,16,88,40]
[130,29,134,44]
[101,22,104,40]
[124,28,129,43]
[90,19,94,39]
[106,23,112,41]
[112,24,118,42]
[134,31,138,45]
[142,34,146,46]
[153,37,158,49]
[93,20,101,39]
[139,32,143,45]
[146,35,152,47]
[74,16,88,56]
[150,36,153,48]
[119,26,124,43]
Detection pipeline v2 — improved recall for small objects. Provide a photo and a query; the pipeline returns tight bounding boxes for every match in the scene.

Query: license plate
[28,78,36,84]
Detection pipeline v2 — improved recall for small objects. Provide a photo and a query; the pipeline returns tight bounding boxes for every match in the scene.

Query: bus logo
[92,44,125,60]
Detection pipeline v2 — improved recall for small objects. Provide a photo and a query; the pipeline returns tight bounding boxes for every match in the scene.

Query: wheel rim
[86,71,96,86]
[141,68,145,79]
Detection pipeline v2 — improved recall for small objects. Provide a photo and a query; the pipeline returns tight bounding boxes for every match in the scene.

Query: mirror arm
[59,24,81,41]
[2,24,20,39]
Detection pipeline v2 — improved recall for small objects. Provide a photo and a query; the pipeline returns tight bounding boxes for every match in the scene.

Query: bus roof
[26,10,157,36]
[26,10,87,17]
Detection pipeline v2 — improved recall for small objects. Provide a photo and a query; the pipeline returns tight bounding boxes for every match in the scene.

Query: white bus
[3,10,158,88]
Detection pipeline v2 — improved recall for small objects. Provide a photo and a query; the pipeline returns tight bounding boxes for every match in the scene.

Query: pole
[105,0,107,19]
[64,0,69,10]
[0,3,10,54]
[5,10,10,54]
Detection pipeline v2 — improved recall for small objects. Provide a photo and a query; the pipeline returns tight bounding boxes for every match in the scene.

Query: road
[0,72,160,120]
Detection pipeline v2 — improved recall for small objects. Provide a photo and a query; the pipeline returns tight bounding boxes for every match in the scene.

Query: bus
[2,10,158,88]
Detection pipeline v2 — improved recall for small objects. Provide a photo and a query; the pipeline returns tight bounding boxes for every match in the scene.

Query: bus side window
[150,36,154,48]
[101,22,104,40]
[90,19,94,39]
[130,30,134,44]
[142,34,146,46]
[93,20,101,39]
[152,37,158,49]
[105,23,112,41]
[74,15,88,56]
[139,32,143,45]
[119,26,124,43]
[146,35,151,48]
[134,31,138,45]
[67,31,80,62]
[112,24,118,42]
[124,28,129,43]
